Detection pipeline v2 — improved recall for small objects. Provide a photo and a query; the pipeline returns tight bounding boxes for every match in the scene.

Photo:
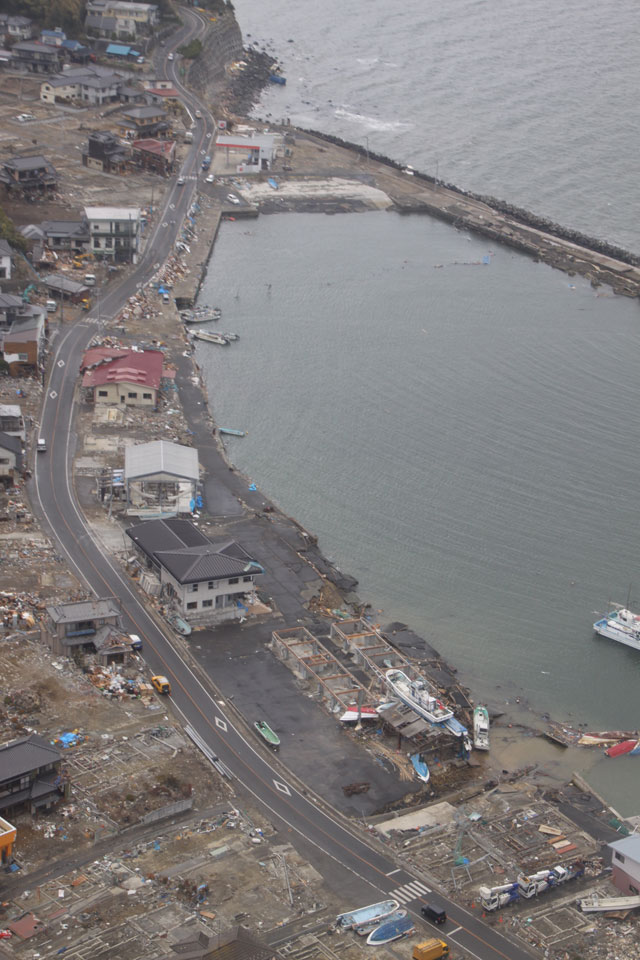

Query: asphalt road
[29,17,538,960]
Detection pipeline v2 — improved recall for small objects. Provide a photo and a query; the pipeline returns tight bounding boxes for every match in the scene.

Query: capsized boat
[192,330,229,345]
[385,669,453,723]
[356,909,407,936]
[606,739,640,758]
[365,912,415,945]
[340,705,380,722]
[410,752,430,782]
[254,720,280,749]
[473,705,490,751]
[336,899,399,931]
[593,607,640,653]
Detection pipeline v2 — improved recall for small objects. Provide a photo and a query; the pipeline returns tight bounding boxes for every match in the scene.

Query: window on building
[17,353,28,361]
[243,576,252,582]
[143,392,152,400]
[614,852,625,863]
[630,884,639,895]
[202,599,212,608]
[208,581,214,590]
[98,390,108,397]
[191,583,198,592]
[186,601,197,610]
[229,577,239,585]
[127,392,138,399]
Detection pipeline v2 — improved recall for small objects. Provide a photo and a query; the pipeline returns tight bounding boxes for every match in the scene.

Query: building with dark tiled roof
[2,154,58,195]
[126,517,264,625]
[0,733,68,815]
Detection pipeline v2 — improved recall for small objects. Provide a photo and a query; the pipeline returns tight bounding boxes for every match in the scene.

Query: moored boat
[220,332,240,340]
[593,607,640,653]
[385,669,453,723]
[218,427,246,437]
[336,899,399,931]
[365,912,415,945]
[410,752,430,782]
[254,720,280,749]
[181,307,222,323]
[473,705,490,751]
[192,330,229,345]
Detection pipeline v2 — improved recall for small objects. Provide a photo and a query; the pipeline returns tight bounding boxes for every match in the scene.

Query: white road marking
[215,716,227,731]
[273,779,291,796]
[386,868,401,877]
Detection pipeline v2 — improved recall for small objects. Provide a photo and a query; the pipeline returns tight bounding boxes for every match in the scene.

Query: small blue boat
[410,752,430,783]
[269,73,286,85]
[366,912,415,945]
[268,178,279,190]
[218,427,245,437]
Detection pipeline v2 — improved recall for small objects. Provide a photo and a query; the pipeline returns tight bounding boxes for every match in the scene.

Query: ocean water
[195,0,640,813]
[197,214,640,813]
[235,0,639,252]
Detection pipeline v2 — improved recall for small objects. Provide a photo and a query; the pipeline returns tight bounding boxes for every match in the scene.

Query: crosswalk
[391,879,431,904]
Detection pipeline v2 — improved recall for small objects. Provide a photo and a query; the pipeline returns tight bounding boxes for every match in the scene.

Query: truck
[412,938,449,960]
[479,861,585,911]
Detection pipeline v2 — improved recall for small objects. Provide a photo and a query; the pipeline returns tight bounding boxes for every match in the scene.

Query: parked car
[151,675,171,695]
[227,193,240,204]
[15,113,36,122]
[168,53,174,61]
[205,174,215,183]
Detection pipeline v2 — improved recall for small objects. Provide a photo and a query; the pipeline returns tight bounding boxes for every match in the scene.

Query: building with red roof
[80,346,169,407]
[132,137,176,175]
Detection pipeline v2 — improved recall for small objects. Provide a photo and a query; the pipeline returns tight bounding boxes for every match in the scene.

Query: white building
[215,133,278,175]
[126,517,264,626]
[0,239,13,281]
[41,65,124,105]
[124,440,200,516]
[609,835,640,895]
[84,205,140,263]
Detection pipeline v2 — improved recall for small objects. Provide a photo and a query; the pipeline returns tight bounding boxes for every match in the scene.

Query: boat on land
[365,912,415,945]
[218,427,246,437]
[192,330,229,345]
[355,909,407,936]
[181,307,221,323]
[336,899,399,931]
[605,739,640,758]
[254,720,280,749]
[385,669,453,723]
[340,705,380,722]
[410,752,430,782]
[473,705,490,751]
[593,606,640,652]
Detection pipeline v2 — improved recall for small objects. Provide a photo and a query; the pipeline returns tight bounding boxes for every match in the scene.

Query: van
[84,274,97,286]
[129,634,143,651]
[37,438,47,453]
[46,300,57,313]
[151,675,171,695]
[420,903,447,925]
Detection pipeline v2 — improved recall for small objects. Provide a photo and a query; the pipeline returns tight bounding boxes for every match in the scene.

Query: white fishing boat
[181,307,222,324]
[473,705,490,751]
[192,330,229,345]
[336,899,400,931]
[385,669,453,723]
[593,606,640,653]
[220,332,240,341]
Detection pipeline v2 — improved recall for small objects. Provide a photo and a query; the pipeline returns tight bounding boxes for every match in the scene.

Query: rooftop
[0,733,61,782]
[125,440,199,482]
[84,206,141,222]
[81,347,165,389]
[46,597,121,624]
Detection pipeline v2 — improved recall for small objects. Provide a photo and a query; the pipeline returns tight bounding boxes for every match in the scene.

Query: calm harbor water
[196,213,640,814]
[195,0,640,812]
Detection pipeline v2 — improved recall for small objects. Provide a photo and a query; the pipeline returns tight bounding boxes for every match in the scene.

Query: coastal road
[30,25,537,960]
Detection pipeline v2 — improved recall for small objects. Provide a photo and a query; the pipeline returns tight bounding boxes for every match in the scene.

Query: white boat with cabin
[385,669,453,723]
[593,607,640,653]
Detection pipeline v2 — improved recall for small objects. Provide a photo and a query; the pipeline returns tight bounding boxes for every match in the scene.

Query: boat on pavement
[254,720,280,749]
[410,752,430,782]
[385,669,453,723]
[365,911,415,945]
[473,705,490,750]
[192,330,229,345]
[356,909,407,936]
[336,899,399,931]
[340,704,380,722]
[593,606,640,652]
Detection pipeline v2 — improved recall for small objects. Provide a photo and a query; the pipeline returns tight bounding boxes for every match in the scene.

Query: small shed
[125,439,200,517]
[42,273,89,303]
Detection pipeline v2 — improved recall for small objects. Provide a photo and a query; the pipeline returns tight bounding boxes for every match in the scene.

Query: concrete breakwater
[297,127,640,297]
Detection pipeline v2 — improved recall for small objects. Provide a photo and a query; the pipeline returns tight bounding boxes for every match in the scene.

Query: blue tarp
[106,43,131,56]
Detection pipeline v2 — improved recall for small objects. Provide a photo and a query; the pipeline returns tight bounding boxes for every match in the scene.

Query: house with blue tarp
[105,42,141,60]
